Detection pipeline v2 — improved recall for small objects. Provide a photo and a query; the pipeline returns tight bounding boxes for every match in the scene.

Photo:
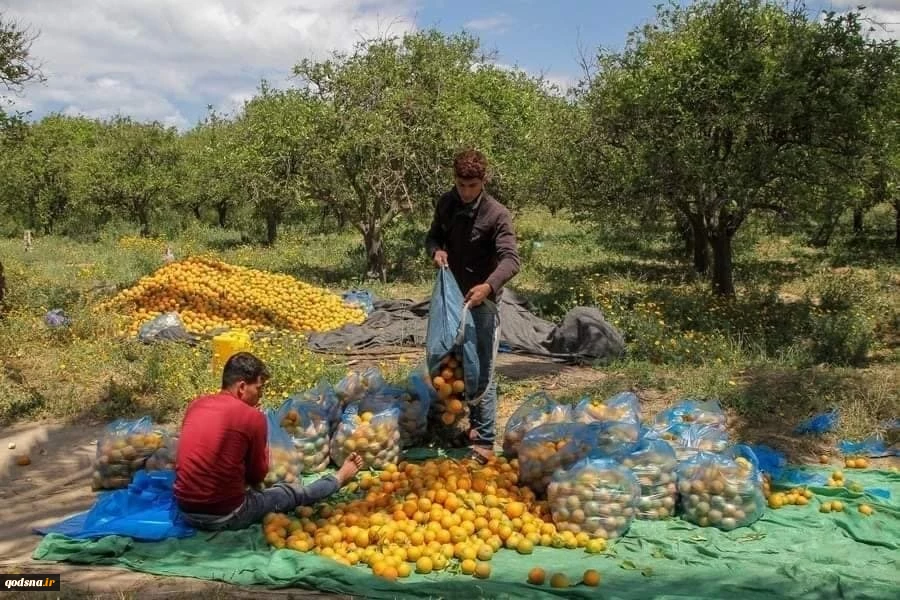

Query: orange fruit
[550,573,569,588]
[474,562,491,579]
[516,538,534,555]
[583,569,601,587]
[415,556,433,574]
[461,558,477,575]
[527,567,546,585]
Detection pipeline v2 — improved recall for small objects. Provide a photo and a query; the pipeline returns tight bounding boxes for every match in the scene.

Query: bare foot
[336,452,364,486]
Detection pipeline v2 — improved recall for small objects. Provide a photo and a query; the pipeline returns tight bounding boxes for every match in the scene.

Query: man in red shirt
[174,352,362,530]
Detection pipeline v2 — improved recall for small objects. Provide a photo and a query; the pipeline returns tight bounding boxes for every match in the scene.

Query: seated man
[174,351,362,530]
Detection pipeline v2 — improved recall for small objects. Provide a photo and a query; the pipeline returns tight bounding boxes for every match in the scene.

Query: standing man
[425,149,521,463]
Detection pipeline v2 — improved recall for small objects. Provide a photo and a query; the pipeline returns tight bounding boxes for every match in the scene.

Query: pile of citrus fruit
[97,256,365,335]
[263,456,607,581]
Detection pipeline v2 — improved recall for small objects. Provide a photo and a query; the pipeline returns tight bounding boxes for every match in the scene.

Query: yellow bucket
[211,330,252,374]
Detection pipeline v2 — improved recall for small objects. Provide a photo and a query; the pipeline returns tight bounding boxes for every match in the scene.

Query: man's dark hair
[222,352,270,389]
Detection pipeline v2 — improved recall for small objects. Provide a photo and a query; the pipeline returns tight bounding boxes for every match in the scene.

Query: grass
[0,205,897,450]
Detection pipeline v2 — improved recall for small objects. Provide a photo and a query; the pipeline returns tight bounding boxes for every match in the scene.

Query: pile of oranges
[429,354,469,427]
[97,256,365,336]
[263,456,607,581]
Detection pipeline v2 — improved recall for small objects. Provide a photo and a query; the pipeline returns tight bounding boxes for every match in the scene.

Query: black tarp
[308,289,625,364]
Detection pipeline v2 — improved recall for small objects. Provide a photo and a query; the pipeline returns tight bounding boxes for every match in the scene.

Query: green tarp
[32,468,900,600]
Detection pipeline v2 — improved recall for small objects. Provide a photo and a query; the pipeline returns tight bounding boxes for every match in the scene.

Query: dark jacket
[425,188,520,302]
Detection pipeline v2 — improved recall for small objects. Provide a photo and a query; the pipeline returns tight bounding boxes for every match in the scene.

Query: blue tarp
[34,469,194,542]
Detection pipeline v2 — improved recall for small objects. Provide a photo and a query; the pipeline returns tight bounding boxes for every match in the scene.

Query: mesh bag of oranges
[145,432,179,472]
[548,456,641,540]
[335,368,386,408]
[572,391,641,429]
[502,392,571,458]
[275,398,331,473]
[331,399,402,469]
[657,422,730,462]
[518,423,599,495]
[401,368,436,447]
[619,438,679,520]
[264,410,305,486]
[92,417,167,490]
[676,445,766,530]
[652,398,727,432]
[286,380,341,434]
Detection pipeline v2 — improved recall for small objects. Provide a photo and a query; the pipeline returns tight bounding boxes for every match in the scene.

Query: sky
[4,0,898,130]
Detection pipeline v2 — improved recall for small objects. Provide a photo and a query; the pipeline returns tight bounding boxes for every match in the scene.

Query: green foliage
[68,117,181,236]
[573,0,898,295]
[804,270,880,366]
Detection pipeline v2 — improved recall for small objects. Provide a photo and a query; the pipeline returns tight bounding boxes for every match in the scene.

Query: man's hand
[433,249,448,268]
[465,283,492,307]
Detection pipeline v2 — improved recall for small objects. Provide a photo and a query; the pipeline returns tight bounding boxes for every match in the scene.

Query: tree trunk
[137,207,151,237]
[265,213,278,246]
[362,225,387,282]
[710,230,735,297]
[853,208,864,235]
[216,202,228,228]
[689,215,710,274]
[895,200,899,249]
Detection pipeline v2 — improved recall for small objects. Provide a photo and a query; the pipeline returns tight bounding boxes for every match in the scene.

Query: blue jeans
[179,475,339,531]
[469,303,500,447]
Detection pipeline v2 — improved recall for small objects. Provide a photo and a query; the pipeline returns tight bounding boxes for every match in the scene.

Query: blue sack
[745,444,787,480]
[794,409,839,435]
[35,470,194,542]
[425,268,481,399]
[838,437,897,458]
[342,289,375,316]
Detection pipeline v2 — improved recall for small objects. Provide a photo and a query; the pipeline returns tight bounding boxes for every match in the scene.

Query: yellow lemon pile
[98,256,365,335]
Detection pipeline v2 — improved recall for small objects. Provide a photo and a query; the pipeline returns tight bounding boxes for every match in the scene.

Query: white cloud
[820,2,899,40]
[464,14,513,33]
[4,0,416,129]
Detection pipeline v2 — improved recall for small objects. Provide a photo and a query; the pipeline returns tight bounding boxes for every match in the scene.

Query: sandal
[466,446,493,465]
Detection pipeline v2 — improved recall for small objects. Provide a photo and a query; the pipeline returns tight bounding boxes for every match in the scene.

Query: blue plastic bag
[573,391,641,428]
[658,423,729,462]
[502,392,570,457]
[331,400,402,469]
[342,289,375,316]
[653,398,726,430]
[335,367,386,406]
[44,308,71,328]
[274,398,330,473]
[402,367,436,447]
[619,439,678,520]
[425,268,481,399]
[838,437,897,458]
[745,444,787,480]
[794,409,839,435]
[286,379,340,433]
[35,470,194,542]
[548,456,640,539]
[676,446,766,530]
[518,423,598,494]
[264,409,303,486]
[92,417,166,490]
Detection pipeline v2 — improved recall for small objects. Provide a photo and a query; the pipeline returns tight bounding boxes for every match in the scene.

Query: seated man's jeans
[180,475,339,531]
[468,302,501,448]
